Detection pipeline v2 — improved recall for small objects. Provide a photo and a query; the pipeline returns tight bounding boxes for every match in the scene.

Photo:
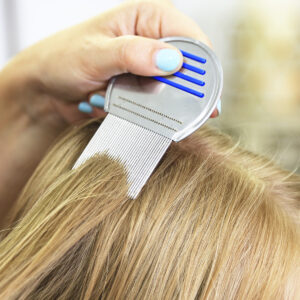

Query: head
[0,119,299,299]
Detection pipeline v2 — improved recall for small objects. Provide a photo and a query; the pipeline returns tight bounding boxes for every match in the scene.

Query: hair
[0,119,299,300]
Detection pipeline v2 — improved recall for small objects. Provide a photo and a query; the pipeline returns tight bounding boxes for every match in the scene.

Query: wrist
[0,52,66,132]
[0,51,40,117]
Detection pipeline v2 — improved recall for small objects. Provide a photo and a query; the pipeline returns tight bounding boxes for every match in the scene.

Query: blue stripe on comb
[180,50,206,64]
[153,76,204,98]
[173,72,205,86]
[182,63,206,75]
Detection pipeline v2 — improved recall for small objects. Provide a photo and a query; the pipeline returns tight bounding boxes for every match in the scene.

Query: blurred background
[0,0,299,172]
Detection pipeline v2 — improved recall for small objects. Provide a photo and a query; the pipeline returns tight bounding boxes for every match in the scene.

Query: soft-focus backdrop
[0,0,299,172]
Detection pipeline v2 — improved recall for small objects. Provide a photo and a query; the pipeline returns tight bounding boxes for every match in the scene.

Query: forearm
[0,59,66,227]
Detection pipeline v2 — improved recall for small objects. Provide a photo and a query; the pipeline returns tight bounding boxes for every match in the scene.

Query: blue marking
[153,76,204,98]
[173,72,205,86]
[180,50,206,64]
[182,63,206,75]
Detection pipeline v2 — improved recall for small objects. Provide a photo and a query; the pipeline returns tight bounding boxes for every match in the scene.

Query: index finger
[138,1,212,48]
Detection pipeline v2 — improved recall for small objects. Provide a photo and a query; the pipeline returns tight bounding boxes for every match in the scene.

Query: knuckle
[118,38,135,70]
[135,1,167,15]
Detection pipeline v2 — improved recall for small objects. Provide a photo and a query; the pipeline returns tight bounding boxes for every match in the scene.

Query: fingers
[133,1,212,48]
[210,109,218,118]
[79,1,215,119]
[90,1,211,79]
[98,35,183,78]
[160,9,212,48]
[78,94,107,119]
[210,99,222,118]
[101,1,212,47]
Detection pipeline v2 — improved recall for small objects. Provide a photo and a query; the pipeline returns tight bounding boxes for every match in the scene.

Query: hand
[1,0,218,131]
[0,0,219,226]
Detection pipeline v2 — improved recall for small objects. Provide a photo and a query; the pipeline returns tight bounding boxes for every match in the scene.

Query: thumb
[101,35,183,78]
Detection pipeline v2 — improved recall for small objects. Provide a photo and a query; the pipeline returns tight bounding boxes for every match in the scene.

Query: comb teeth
[153,49,206,98]
[73,114,171,198]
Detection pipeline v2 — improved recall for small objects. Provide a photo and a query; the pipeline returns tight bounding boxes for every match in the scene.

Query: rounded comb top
[105,37,223,142]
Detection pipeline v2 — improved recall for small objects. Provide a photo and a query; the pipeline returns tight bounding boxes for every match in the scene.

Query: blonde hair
[0,120,299,299]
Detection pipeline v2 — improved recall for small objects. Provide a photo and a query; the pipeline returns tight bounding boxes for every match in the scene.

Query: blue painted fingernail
[217,99,222,114]
[156,49,182,72]
[78,102,93,114]
[90,94,105,108]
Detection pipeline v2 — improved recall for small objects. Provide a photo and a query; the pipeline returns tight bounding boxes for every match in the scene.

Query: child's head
[0,120,299,299]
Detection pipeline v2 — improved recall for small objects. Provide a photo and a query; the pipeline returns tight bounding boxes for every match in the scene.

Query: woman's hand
[0,0,219,225]
[1,0,217,131]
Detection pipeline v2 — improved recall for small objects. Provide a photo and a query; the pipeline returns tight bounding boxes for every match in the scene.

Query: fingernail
[155,49,182,72]
[78,102,93,114]
[90,94,105,108]
[217,99,222,114]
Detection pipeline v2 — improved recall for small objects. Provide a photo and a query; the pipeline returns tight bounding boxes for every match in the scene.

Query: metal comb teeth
[73,114,171,198]
[153,50,207,98]
[73,37,223,199]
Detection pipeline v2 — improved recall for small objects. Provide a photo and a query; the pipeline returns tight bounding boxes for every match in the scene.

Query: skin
[0,0,217,226]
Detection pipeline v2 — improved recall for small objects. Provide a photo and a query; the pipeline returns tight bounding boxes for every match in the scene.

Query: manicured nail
[217,99,222,114]
[155,49,182,72]
[90,94,105,108]
[78,102,93,114]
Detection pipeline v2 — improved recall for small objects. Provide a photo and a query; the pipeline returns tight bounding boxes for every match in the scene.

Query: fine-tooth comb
[73,37,223,198]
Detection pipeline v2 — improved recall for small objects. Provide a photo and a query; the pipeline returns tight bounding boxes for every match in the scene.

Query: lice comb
[73,37,223,198]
